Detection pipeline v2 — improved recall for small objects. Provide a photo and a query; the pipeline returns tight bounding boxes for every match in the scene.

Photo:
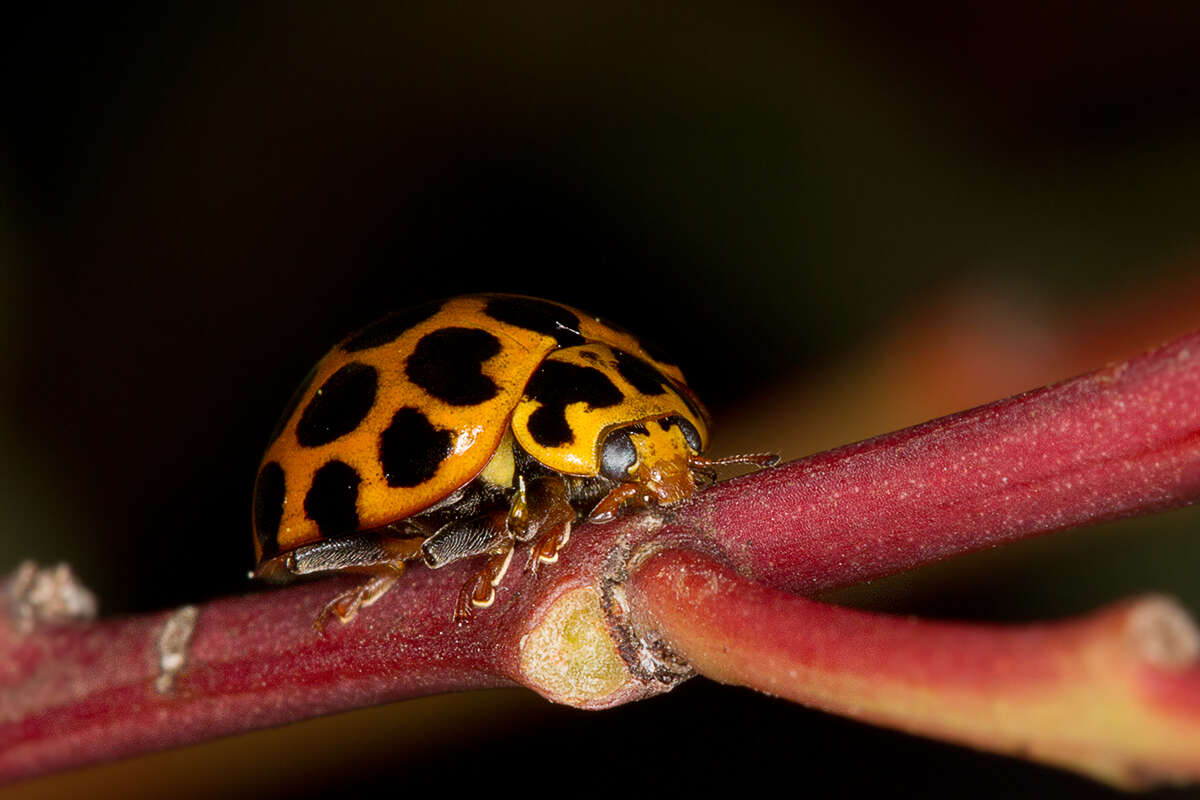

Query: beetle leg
[254,529,427,632]
[420,511,514,622]
[509,474,575,571]
[314,564,406,631]
[587,481,646,523]
[421,510,512,568]
[452,546,514,622]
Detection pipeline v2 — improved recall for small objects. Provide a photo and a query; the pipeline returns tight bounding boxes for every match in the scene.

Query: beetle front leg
[587,481,646,523]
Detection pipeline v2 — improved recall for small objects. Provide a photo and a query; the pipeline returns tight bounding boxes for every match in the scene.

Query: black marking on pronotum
[406,327,503,406]
[253,461,286,559]
[380,406,455,487]
[341,301,444,352]
[483,296,585,347]
[295,362,379,448]
[612,348,669,396]
[523,360,624,447]
[304,460,361,535]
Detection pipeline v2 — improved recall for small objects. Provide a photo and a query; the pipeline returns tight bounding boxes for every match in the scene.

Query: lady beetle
[252,294,777,625]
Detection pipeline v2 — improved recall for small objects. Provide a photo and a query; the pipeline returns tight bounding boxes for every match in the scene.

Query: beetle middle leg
[508,474,575,570]
[421,474,576,620]
[421,510,515,621]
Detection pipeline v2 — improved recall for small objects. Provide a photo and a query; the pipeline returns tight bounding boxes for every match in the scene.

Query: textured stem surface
[630,548,1200,789]
[681,329,1200,592]
[0,566,514,783]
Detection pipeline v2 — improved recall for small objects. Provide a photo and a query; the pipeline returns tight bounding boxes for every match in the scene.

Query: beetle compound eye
[673,416,703,454]
[599,430,637,480]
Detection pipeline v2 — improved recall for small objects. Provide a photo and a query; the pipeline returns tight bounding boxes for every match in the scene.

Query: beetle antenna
[689,452,780,470]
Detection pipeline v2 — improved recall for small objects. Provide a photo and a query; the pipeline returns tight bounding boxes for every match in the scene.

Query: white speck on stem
[156,605,199,694]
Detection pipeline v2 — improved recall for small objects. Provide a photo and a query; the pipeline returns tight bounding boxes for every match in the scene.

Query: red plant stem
[3,328,1200,783]
[0,567,515,783]
[0,517,680,784]
[629,548,1200,788]
[680,329,1200,592]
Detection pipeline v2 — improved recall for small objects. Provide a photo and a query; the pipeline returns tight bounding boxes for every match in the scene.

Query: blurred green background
[3,2,1200,797]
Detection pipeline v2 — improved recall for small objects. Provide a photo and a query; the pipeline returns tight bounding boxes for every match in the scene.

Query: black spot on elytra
[523,361,624,447]
[253,461,285,560]
[304,460,361,536]
[484,296,585,347]
[295,362,378,448]
[613,349,669,396]
[341,301,444,352]
[380,407,455,487]
[406,327,502,406]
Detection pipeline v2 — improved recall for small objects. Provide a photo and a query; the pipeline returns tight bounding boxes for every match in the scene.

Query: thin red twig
[682,328,1200,591]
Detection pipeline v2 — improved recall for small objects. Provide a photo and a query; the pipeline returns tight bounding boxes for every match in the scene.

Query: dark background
[4,3,1200,797]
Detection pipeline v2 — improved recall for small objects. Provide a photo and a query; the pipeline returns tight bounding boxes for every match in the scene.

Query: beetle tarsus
[527,519,572,573]
[313,566,403,633]
[453,545,514,622]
